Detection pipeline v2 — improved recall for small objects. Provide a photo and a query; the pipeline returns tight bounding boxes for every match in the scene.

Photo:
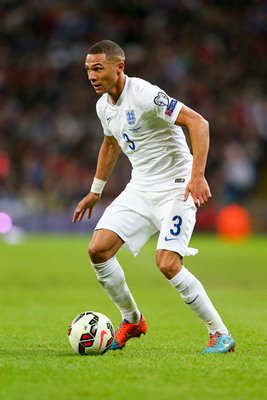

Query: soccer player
[72,40,235,353]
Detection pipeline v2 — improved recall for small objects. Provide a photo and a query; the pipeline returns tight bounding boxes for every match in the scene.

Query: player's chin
[93,86,105,94]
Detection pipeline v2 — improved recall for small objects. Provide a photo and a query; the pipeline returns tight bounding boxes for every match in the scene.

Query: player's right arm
[72,135,121,223]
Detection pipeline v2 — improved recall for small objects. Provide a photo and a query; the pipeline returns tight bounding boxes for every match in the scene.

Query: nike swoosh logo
[98,330,107,352]
[106,116,112,123]
[185,295,199,305]
[164,236,178,241]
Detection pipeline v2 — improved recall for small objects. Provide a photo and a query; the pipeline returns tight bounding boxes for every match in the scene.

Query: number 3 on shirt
[123,133,136,150]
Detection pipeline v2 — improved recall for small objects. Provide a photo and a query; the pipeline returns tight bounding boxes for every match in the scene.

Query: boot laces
[208,332,221,347]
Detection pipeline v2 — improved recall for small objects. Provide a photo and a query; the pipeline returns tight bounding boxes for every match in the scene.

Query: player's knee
[156,260,179,278]
[156,250,183,279]
[88,242,109,264]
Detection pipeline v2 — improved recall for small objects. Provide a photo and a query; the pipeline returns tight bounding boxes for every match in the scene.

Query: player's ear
[117,61,124,74]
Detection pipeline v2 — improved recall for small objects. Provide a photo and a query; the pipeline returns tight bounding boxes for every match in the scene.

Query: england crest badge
[126,110,136,125]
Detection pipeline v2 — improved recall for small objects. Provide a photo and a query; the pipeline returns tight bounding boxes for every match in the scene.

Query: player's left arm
[175,105,212,207]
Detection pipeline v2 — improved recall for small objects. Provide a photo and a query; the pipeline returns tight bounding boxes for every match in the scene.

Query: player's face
[85,53,124,96]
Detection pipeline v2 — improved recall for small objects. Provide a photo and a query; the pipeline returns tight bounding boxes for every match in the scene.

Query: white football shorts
[95,185,198,257]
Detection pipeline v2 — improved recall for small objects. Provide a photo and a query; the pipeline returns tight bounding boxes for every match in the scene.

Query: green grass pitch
[0,233,266,400]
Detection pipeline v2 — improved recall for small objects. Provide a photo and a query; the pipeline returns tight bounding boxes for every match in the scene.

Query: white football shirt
[96,75,193,191]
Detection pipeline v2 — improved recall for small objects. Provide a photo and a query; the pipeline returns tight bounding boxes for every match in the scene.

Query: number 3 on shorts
[170,215,183,236]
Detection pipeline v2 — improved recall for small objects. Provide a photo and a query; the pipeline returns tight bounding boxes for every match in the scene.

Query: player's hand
[72,192,101,223]
[183,176,212,208]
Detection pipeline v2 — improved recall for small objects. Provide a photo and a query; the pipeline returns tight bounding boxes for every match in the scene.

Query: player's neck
[108,74,126,105]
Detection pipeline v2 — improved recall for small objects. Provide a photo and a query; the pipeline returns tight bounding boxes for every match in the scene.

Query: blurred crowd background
[0,0,267,233]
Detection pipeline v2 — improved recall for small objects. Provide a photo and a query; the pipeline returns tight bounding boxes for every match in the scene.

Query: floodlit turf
[0,233,266,400]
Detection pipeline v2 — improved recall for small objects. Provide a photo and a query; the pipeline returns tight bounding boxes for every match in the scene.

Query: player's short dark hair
[88,40,125,61]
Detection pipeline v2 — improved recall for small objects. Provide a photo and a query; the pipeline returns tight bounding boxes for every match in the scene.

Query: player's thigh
[88,228,124,262]
[157,197,196,257]
[95,188,157,256]
[97,206,157,256]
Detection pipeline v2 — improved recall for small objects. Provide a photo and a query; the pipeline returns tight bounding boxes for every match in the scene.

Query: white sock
[91,256,141,323]
[169,266,228,335]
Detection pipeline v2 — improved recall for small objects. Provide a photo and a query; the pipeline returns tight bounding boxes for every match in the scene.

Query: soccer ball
[68,311,114,355]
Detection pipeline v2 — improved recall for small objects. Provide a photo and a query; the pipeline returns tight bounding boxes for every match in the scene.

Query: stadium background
[0,0,266,235]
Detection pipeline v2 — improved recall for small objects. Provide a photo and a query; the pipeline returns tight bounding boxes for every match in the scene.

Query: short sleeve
[139,82,184,124]
[96,98,113,136]
[99,120,113,136]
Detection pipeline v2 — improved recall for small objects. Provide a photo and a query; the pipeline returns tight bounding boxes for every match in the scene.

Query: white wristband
[90,177,106,194]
